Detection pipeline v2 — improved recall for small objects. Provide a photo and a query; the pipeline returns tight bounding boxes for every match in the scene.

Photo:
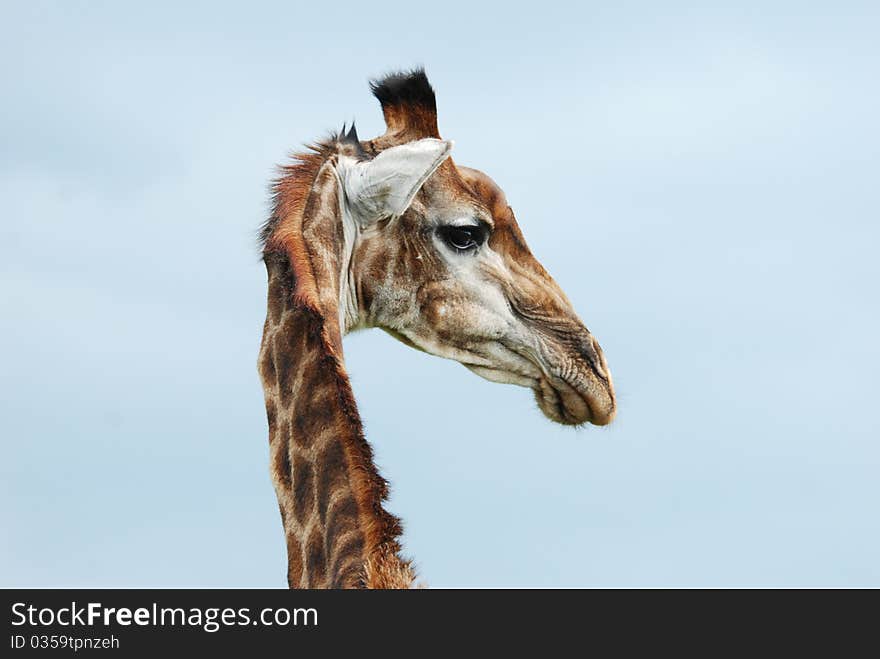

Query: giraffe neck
[259,154,414,588]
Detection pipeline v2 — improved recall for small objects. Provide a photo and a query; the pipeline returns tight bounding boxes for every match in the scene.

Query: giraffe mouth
[533,373,615,427]
[530,335,616,427]
[395,327,615,427]
[464,342,616,427]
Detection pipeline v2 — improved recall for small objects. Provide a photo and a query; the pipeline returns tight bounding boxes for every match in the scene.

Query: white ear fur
[340,138,453,222]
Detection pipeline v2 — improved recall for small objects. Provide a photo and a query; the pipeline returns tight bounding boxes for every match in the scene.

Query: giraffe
[258,69,616,588]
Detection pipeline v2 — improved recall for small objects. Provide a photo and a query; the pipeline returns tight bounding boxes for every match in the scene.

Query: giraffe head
[336,70,615,426]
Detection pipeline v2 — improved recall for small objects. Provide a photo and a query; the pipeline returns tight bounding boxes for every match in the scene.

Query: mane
[259,124,365,254]
[259,143,328,254]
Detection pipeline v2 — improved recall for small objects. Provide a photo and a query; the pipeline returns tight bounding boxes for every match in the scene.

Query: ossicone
[369,67,440,139]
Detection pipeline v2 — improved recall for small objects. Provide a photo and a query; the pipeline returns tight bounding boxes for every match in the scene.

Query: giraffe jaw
[464,360,616,427]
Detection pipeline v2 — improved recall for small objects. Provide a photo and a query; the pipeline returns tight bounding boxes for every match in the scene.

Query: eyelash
[437,224,488,253]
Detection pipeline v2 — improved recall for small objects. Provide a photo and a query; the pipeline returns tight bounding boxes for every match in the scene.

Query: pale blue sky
[1,1,878,586]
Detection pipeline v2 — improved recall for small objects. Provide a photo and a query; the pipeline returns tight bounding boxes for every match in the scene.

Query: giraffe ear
[340,138,452,222]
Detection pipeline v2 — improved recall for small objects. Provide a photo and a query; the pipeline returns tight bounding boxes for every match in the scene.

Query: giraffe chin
[534,375,616,427]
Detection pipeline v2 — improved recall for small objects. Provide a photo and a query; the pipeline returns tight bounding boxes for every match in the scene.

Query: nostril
[591,335,606,361]
[579,334,608,381]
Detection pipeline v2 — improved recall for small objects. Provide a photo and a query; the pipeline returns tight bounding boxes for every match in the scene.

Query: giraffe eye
[438,225,486,252]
